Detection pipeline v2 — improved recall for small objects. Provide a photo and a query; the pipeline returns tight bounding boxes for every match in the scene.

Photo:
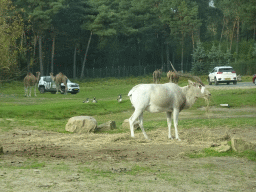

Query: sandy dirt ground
[1,107,256,192]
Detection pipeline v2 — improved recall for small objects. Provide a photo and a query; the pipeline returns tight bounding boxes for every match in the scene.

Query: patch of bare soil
[1,124,256,191]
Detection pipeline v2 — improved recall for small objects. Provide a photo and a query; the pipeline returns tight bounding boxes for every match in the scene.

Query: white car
[208,66,237,85]
[38,76,80,94]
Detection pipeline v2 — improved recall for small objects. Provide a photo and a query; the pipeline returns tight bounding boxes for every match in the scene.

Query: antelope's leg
[138,113,149,140]
[129,109,143,138]
[173,108,181,141]
[166,112,173,139]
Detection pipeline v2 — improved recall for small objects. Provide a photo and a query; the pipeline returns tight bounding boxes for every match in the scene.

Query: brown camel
[50,72,68,94]
[167,70,179,84]
[153,69,162,84]
[24,72,40,97]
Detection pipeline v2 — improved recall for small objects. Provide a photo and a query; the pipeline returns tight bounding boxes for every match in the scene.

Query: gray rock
[211,141,231,152]
[65,116,97,133]
[231,137,256,152]
[96,121,116,132]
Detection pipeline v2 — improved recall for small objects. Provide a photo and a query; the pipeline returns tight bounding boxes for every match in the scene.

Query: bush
[230,59,256,75]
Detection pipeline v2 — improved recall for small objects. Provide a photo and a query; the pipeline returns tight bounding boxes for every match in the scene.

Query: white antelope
[128,80,211,140]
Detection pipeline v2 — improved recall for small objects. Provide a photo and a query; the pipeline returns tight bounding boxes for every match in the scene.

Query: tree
[13,0,64,75]
[0,0,23,81]
[191,41,207,75]
[208,43,218,70]
[52,0,94,78]
[223,47,232,64]
[160,0,201,72]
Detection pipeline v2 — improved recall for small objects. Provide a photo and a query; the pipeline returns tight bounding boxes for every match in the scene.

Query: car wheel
[233,81,237,85]
[39,86,45,94]
[227,82,230,85]
[214,78,218,85]
[254,79,256,85]
[51,92,56,94]
[208,77,212,85]
[71,92,77,94]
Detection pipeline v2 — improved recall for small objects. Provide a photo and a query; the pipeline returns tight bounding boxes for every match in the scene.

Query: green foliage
[223,47,232,64]
[230,59,256,75]
[3,0,255,77]
[0,0,23,80]
[253,43,256,57]
[191,41,208,75]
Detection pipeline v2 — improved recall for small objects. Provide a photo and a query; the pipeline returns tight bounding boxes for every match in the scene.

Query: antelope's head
[188,80,211,99]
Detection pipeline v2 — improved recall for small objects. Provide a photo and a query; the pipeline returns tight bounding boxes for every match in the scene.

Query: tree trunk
[33,34,37,68]
[166,42,169,68]
[191,29,195,51]
[236,17,240,62]
[80,31,92,79]
[51,36,55,73]
[254,25,256,41]
[161,41,165,70]
[39,35,44,76]
[24,30,30,72]
[230,21,236,51]
[73,45,77,79]
[220,17,226,42]
[181,33,184,73]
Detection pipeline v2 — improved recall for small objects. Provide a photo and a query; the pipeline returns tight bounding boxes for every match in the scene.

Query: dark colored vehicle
[253,74,256,85]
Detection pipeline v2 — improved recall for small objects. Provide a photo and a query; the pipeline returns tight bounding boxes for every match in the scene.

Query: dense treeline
[1,0,256,80]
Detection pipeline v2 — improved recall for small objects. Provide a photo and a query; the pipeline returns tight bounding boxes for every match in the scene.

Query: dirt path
[1,122,256,191]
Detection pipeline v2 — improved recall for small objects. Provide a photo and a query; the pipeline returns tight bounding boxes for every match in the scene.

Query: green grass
[0,76,255,133]
[207,88,256,107]
[187,148,256,162]
[0,159,46,169]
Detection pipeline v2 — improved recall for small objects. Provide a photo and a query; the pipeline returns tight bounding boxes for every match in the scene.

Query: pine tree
[191,41,207,75]
[223,48,232,65]
[208,43,218,70]
[252,43,256,57]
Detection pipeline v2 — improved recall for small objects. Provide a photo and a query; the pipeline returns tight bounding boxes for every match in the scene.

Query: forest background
[1,0,256,81]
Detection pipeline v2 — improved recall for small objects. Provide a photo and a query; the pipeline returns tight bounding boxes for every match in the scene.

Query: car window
[219,68,233,72]
[44,77,53,82]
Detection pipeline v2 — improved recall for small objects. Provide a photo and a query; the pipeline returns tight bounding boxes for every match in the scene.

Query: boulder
[237,75,242,82]
[65,116,97,133]
[122,119,140,130]
[231,137,256,152]
[96,121,116,132]
[211,141,231,152]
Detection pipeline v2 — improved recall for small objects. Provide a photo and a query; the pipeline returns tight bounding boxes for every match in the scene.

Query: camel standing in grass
[24,72,40,97]
[153,69,162,84]
[167,70,179,84]
[50,72,68,94]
